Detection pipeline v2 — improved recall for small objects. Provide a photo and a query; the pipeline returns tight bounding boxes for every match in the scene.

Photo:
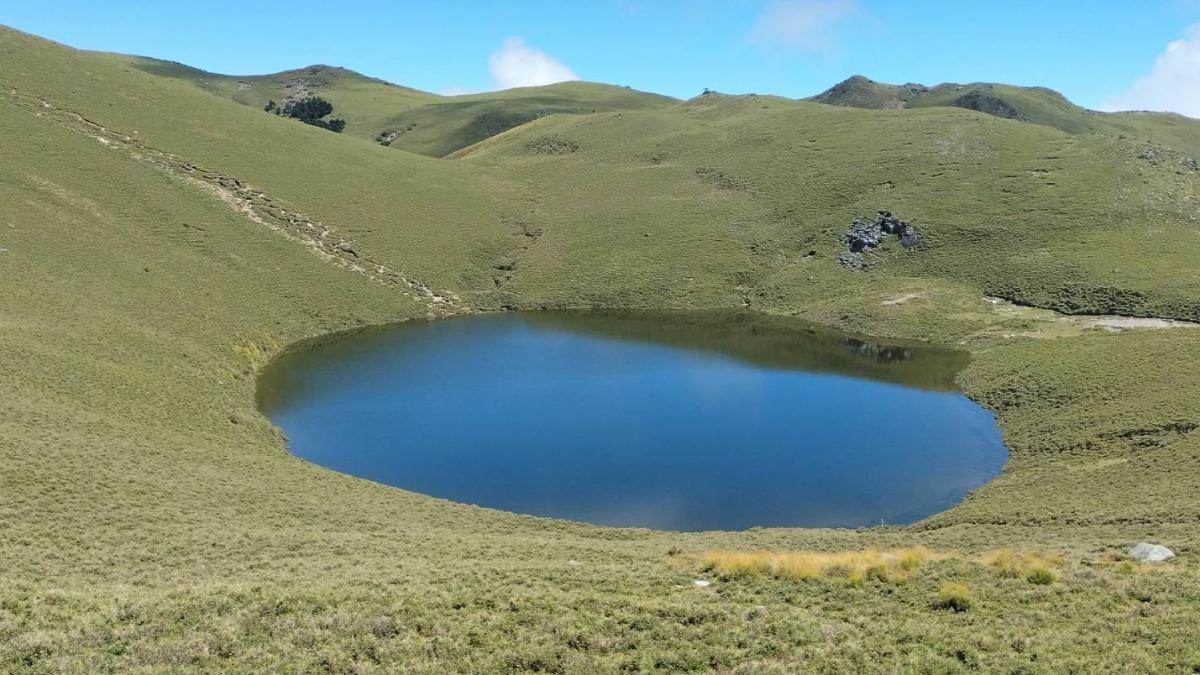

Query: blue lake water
[256,311,1007,531]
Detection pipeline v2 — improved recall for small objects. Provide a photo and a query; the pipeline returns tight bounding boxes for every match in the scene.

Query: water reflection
[523,310,964,391]
[257,311,1005,531]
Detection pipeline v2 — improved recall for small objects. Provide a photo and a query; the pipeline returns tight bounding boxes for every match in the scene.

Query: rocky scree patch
[838,210,921,269]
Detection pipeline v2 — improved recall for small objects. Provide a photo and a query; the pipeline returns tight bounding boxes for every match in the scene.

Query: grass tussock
[700,547,952,585]
[980,549,1062,585]
[932,582,973,612]
[233,335,282,371]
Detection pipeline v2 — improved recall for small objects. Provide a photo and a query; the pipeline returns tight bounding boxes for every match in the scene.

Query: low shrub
[267,96,346,133]
[932,582,973,612]
[1026,565,1057,585]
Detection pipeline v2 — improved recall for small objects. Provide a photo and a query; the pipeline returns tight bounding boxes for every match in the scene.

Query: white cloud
[750,0,859,50]
[487,37,578,90]
[1101,24,1200,118]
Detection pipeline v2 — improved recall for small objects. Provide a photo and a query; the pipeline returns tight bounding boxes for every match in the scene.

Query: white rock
[567,560,581,566]
[692,579,711,588]
[1128,543,1175,562]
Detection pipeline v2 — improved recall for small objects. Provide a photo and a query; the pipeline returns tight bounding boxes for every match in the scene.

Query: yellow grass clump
[979,549,1062,584]
[932,582,973,612]
[234,334,283,371]
[699,547,952,585]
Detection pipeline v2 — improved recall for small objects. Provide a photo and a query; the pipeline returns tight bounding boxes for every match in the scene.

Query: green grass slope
[462,92,1200,321]
[129,57,440,112]
[3,25,1200,673]
[812,75,1200,159]
[370,81,677,158]
[129,55,675,157]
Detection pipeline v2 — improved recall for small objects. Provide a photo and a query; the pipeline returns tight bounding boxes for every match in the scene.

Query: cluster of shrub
[264,97,346,133]
[375,122,416,146]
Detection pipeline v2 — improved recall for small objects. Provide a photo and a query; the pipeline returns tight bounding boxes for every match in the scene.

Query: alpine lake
[257,311,1007,531]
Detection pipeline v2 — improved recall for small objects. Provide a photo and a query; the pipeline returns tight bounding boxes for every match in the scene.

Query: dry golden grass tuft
[932,581,973,612]
[980,549,1062,584]
[699,546,953,585]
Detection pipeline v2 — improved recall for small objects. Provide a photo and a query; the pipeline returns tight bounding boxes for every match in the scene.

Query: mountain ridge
[121,45,1200,160]
[810,74,1200,158]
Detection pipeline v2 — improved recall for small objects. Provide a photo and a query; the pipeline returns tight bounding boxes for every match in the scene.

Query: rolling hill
[129,55,676,157]
[2,23,1200,673]
[812,74,1200,159]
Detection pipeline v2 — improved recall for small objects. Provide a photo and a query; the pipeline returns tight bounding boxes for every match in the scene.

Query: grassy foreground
[2,25,1200,673]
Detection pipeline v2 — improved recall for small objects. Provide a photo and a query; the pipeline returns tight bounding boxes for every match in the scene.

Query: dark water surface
[257,312,1006,531]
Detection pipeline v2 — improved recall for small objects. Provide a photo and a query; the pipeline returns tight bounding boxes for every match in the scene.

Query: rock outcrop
[951,91,1024,120]
[838,210,921,269]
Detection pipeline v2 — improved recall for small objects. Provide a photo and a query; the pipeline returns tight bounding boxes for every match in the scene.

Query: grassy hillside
[812,75,1200,159]
[461,92,1200,321]
[368,81,676,158]
[129,57,440,113]
[130,56,675,157]
[3,25,1200,673]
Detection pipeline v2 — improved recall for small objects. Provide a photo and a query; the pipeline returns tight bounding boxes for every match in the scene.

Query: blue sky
[3,1,1199,114]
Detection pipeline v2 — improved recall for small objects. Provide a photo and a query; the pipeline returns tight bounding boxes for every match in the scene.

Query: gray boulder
[896,222,921,248]
[845,217,883,253]
[1128,543,1175,562]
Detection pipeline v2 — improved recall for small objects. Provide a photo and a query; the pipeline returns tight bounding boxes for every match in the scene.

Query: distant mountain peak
[809,76,1100,129]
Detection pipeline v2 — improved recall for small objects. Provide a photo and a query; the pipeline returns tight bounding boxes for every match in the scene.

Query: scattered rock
[376,122,416,146]
[845,217,882,253]
[1128,543,1175,562]
[952,91,1024,120]
[692,579,711,588]
[878,211,921,248]
[282,72,320,101]
[526,135,579,155]
[1135,144,1199,172]
[838,210,921,269]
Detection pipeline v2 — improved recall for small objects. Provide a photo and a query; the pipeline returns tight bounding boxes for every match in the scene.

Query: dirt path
[981,296,1199,338]
[1084,316,1197,331]
[3,87,463,317]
